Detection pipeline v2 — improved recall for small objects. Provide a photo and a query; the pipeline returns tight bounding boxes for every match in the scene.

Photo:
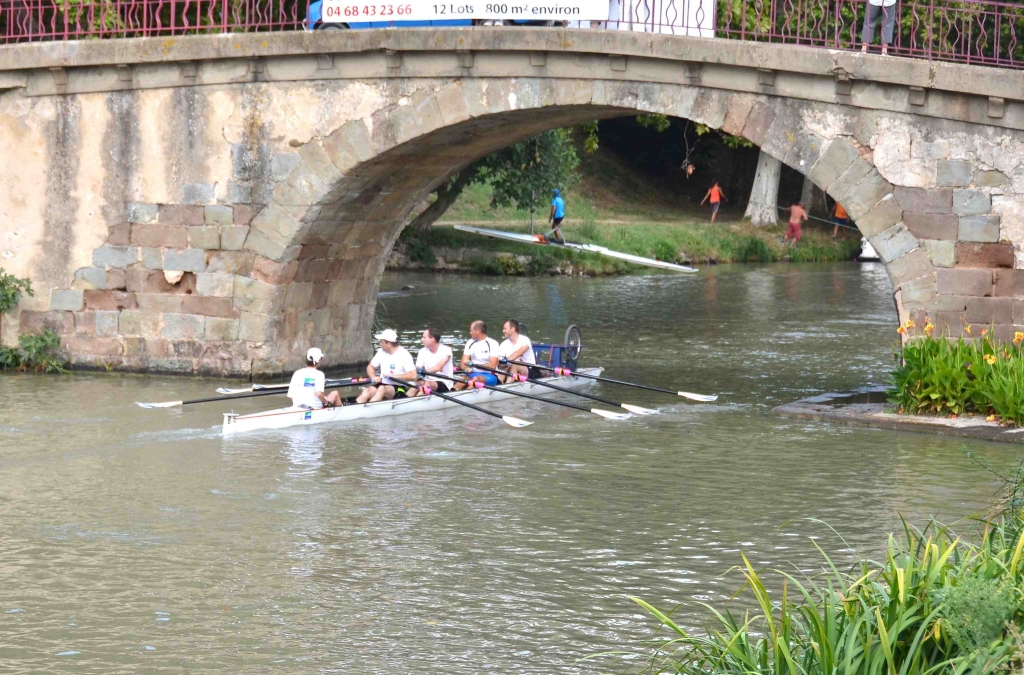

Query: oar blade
[591,408,631,421]
[216,387,252,395]
[135,400,183,409]
[678,391,719,402]
[621,403,657,415]
[501,415,533,428]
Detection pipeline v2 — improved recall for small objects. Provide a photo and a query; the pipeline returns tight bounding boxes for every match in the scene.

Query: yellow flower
[986,415,997,422]
[1014,331,1024,345]
[965,324,972,335]
[897,325,907,335]
[905,319,916,329]
[981,328,989,337]
[984,354,997,365]
[924,322,934,336]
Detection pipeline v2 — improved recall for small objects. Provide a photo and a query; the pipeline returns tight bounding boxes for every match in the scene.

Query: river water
[0,262,1017,673]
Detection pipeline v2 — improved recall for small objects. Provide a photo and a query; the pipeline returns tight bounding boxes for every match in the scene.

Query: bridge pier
[2,30,1023,375]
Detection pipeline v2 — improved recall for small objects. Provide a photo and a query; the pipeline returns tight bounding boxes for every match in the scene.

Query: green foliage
[652,240,679,263]
[0,328,66,374]
[478,128,581,213]
[738,237,774,262]
[889,327,1024,425]
[404,235,436,265]
[721,133,754,149]
[636,113,672,133]
[578,121,600,154]
[0,268,33,315]
[943,577,1018,654]
[623,508,1024,675]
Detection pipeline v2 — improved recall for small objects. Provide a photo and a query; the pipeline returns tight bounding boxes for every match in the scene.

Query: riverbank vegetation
[0,268,66,373]
[889,322,1024,427]
[618,461,1024,675]
[395,219,859,276]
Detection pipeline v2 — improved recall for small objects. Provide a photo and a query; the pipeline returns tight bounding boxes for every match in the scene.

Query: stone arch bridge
[2,28,1024,375]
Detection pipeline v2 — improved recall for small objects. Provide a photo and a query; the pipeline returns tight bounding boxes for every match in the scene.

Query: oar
[136,388,287,409]
[216,377,369,395]
[393,377,530,428]
[509,361,719,402]
[138,379,369,409]
[475,364,655,415]
[424,371,630,420]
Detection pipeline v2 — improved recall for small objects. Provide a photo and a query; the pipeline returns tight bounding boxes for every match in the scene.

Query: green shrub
[0,268,33,314]
[404,236,436,266]
[739,237,774,262]
[943,576,1019,654]
[889,323,1024,425]
[652,240,679,263]
[0,328,66,373]
[496,256,525,275]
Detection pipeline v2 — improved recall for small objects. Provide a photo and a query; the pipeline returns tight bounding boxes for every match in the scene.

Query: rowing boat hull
[453,225,697,273]
[222,367,604,435]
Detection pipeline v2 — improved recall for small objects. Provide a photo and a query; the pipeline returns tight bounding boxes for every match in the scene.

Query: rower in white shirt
[497,319,536,382]
[356,329,419,403]
[415,328,455,392]
[287,347,344,409]
[454,320,500,390]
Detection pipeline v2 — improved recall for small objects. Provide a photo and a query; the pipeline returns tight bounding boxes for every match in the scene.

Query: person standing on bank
[547,189,566,244]
[831,201,849,239]
[287,347,344,409]
[860,0,897,56]
[415,328,454,393]
[356,329,419,403]
[783,202,809,247]
[701,182,725,225]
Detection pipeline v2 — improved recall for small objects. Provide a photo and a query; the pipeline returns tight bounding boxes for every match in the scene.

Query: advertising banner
[320,0,611,23]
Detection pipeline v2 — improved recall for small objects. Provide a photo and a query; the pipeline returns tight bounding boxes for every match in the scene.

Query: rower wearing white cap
[287,347,343,409]
[356,329,419,403]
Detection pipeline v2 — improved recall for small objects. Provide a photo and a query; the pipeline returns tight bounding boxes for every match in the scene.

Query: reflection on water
[0,263,1016,674]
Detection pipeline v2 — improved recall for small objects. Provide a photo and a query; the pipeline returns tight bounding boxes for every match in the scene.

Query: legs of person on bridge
[860,2,895,56]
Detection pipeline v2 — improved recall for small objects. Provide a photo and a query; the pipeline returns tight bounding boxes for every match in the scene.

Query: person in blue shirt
[547,188,566,244]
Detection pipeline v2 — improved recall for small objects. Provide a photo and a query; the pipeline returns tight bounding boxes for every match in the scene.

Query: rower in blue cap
[547,188,566,244]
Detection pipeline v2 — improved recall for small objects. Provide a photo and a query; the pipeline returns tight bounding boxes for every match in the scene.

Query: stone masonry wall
[2,38,1023,375]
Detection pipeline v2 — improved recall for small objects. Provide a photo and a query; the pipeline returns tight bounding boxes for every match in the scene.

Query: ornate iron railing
[1,0,1022,70]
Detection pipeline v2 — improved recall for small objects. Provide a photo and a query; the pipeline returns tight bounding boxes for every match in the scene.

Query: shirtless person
[783,202,809,247]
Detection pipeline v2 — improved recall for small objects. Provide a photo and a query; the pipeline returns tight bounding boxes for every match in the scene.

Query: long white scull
[222,367,605,435]
[453,225,698,273]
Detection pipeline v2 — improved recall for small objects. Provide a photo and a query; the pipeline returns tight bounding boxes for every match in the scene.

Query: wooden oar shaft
[425,372,596,413]
[510,361,678,396]
[478,364,627,407]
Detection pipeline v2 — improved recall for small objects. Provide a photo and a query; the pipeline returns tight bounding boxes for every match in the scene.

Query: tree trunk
[409,164,480,232]
[800,175,828,217]
[744,150,782,226]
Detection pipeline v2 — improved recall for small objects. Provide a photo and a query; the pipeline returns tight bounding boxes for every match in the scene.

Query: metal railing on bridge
[1,0,1022,70]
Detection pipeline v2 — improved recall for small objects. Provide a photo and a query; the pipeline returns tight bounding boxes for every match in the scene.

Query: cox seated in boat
[355,329,419,403]
[454,320,500,390]
[287,347,344,409]
[415,328,455,393]
[498,319,537,382]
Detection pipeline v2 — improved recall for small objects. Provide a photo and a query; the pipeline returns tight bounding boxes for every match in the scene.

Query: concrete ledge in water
[774,387,1024,445]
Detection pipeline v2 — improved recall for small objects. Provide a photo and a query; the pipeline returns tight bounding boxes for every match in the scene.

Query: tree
[409,128,581,231]
[744,149,782,226]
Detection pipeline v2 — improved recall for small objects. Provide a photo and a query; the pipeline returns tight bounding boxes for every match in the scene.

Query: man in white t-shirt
[415,328,455,392]
[498,319,536,382]
[287,347,343,409]
[356,329,419,403]
[455,320,500,390]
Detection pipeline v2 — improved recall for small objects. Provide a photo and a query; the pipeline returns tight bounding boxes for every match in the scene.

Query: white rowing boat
[222,367,604,435]
[453,225,698,273]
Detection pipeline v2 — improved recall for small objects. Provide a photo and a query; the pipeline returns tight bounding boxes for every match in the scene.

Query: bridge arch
[3,30,1022,375]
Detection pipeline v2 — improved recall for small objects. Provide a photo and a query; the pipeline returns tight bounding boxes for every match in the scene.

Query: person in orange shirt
[783,202,809,246]
[701,182,726,224]
[831,201,849,239]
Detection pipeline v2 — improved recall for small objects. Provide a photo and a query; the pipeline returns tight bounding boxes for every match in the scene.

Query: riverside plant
[888,318,1024,426]
[621,510,1024,675]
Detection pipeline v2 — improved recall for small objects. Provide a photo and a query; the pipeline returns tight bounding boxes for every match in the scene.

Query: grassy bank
[397,218,860,276]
